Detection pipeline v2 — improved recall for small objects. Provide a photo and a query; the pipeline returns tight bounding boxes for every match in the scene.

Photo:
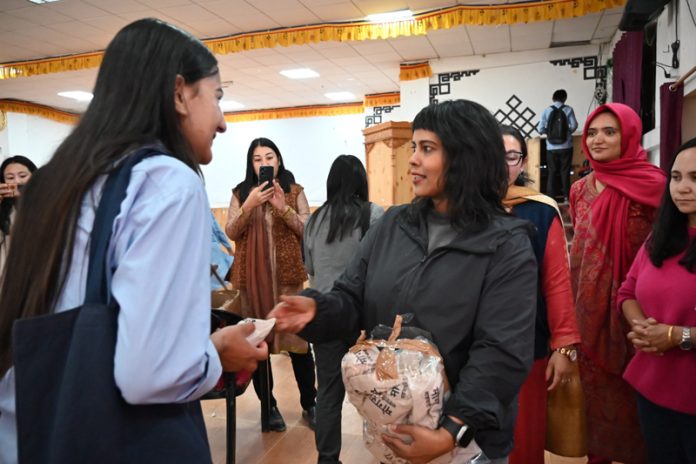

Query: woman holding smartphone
[226,137,316,433]
[0,155,37,275]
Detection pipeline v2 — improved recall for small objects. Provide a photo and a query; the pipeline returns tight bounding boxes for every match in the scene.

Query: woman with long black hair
[304,154,384,464]
[0,19,267,464]
[226,137,316,432]
[617,137,696,463]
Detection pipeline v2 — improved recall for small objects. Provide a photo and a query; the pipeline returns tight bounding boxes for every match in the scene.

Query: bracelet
[238,206,245,217]
[668,325,674,346]
[282,206,294,219]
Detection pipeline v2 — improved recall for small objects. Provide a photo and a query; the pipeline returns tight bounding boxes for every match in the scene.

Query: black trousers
[546,147,573,200]
[636,392,696,463]
[314,339,351,464]
[252,350,317,411]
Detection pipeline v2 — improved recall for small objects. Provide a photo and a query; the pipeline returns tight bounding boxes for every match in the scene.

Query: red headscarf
[581,102,666,282]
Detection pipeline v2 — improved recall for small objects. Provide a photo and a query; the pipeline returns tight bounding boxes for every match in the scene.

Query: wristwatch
[437,415,475,448]
[679,327,693,351]
[556,346,578,362]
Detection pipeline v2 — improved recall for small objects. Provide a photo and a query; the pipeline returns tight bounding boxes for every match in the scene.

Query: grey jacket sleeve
[298,214,381,343]
[443,232,537,431]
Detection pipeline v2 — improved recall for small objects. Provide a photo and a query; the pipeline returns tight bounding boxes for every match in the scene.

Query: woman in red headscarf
[569,103,666,464]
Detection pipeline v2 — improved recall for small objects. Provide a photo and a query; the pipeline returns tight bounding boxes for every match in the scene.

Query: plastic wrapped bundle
[341,315,486,464]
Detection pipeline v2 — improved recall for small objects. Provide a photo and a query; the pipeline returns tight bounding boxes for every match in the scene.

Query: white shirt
[0,155,222,464]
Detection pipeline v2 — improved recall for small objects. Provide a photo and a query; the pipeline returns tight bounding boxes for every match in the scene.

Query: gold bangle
[668,325,674,346]
[239,206,244,217]
[283,206,294,218]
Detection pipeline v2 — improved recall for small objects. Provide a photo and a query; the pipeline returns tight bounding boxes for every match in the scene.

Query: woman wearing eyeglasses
[500,126,581,464]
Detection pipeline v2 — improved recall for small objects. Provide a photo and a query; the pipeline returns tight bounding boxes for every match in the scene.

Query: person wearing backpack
[536,89,578,203]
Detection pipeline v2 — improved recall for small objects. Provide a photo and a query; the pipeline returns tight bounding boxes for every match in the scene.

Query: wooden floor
[202,353,598,464]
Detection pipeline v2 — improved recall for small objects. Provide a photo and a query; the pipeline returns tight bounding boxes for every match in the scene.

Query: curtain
[612,31,644,113]
[659,82,684,171]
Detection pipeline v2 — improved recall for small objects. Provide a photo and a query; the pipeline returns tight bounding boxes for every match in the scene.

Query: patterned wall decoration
[549,55,607,82]
[493,95,538,139]
[429,70,480,104]
[365,105,399,128]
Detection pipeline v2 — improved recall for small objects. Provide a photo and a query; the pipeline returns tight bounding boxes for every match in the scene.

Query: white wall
[642,0,696,161]
[203,113,366,207]
[0,112,73,167]
[429,45,603,137]
[0,110,366,208]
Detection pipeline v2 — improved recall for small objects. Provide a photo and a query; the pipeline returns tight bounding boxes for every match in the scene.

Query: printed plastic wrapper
[341,315,486,463]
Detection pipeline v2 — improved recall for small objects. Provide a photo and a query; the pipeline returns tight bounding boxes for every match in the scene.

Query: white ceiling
[0,0,625,113]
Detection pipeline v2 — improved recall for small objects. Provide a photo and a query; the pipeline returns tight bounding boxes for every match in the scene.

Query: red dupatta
[581,103,666,285]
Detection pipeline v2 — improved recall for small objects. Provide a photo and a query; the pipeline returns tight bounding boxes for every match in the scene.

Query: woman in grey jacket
[271,99,537,464]
[304,154,384,464]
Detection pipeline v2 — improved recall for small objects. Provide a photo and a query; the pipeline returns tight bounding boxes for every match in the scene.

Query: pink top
[616,227,696,414]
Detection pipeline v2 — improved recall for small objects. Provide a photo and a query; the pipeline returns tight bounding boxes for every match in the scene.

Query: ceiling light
[57,91,93,102]
[366,10,413,22]
[27,0,61,4]
[220,100,245,111]
[280,68,320,79]
[325,92,356,101]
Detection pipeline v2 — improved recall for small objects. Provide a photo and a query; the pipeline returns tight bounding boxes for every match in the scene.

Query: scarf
[581,103,666,282]
[245,206,275,321]
[503,185,561,217]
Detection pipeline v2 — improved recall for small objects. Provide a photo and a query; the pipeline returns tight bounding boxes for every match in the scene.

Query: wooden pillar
[363,121,413,208]
[526,135,586,193]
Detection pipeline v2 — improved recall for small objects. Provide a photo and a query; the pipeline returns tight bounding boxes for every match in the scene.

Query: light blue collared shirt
[536,101,578,150]
[0,154,222,464]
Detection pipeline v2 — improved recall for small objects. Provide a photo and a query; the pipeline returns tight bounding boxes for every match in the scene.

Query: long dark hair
[647,137,696,271]
[499,125,532,187]
[306,155,371,244]
[0,155,38,236]
[234,137,295,203]
[0,18,220,375]
[410,99,508,231]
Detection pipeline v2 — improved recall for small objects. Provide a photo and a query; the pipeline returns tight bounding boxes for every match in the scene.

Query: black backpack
[546,105,569,144]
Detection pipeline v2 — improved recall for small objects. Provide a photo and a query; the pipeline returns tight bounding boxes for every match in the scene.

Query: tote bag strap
[84,147,163,305]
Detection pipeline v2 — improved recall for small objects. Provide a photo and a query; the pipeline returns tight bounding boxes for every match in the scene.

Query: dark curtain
[612,31,644,113]
[659,82,683,171]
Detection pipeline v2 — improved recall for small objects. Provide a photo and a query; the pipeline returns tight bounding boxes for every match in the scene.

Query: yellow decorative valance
[1,0,625,80]
[0,100,79,125]
[224,102,363,123]
[0,99,364,125]
[400,62,432,81]
[364,92,400,107]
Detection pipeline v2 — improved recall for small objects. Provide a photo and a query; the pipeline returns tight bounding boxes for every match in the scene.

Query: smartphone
[258,166,274,191]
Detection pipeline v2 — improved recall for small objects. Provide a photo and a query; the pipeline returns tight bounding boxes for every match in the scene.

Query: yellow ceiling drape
[399,62,432,81]
[0,0,625,80]
[224,102,364,122]
[364,92,401,107]
[0,100,79,124]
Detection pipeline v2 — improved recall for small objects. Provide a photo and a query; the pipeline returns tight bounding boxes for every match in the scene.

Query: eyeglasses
[505,150,525,166]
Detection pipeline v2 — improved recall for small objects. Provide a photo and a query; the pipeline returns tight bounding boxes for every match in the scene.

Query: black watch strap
[438,416,475,447]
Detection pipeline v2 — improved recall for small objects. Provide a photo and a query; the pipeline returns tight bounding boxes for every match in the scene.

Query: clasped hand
[627,318,673,355]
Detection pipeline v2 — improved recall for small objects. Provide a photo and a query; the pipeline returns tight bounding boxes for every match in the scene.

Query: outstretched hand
[267,295,317,333]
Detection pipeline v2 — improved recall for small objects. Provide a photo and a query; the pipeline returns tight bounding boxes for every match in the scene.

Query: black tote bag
[12,148,213,463]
